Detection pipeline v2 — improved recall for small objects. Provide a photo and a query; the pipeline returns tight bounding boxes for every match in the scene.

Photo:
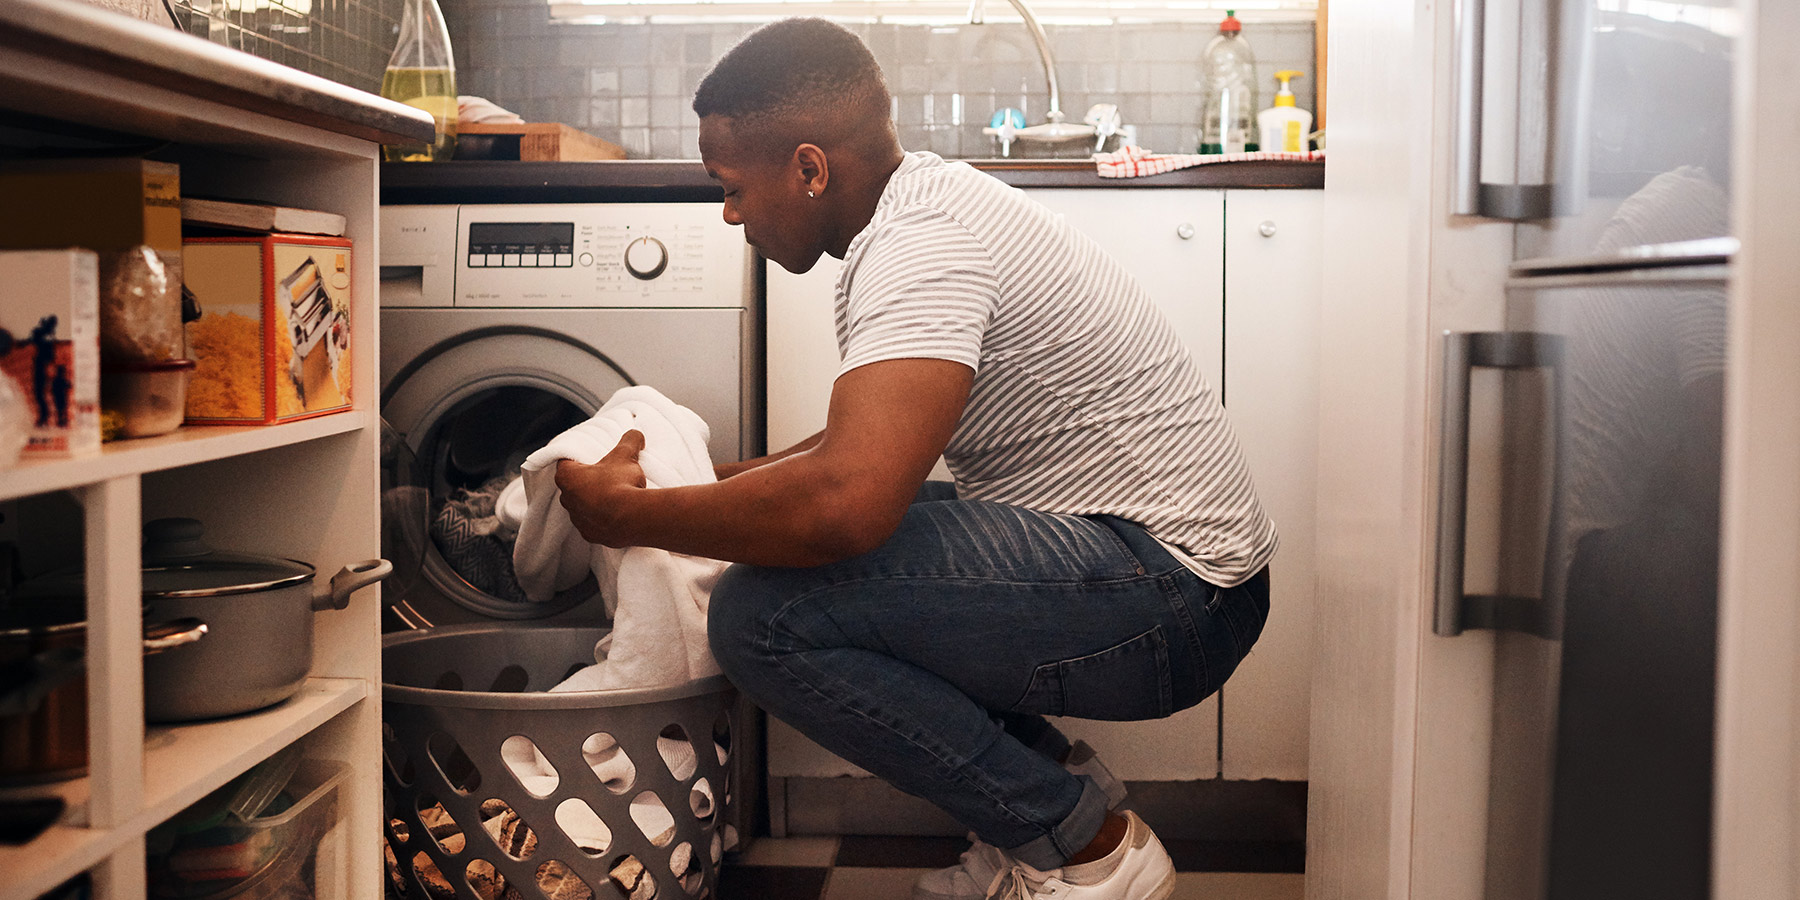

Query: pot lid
[13,518,315,602]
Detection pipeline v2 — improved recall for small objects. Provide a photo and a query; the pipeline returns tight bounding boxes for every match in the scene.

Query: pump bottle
[1257,70,1313,154]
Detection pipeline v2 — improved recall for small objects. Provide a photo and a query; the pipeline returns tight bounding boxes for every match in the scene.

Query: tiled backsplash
[165,0,1316,160]
[166,0,404,93]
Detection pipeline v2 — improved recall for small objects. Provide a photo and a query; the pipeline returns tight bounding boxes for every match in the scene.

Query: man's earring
[808,190,816,198]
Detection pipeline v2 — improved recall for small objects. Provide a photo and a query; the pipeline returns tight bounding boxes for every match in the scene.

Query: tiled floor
[717,834,1305,900]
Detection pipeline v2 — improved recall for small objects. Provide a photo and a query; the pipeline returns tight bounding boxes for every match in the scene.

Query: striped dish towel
[1096,145,1325,178]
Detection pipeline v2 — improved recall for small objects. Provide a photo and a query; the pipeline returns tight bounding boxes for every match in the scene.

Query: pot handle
[144,618,208,653]
[0,646,84,717]
[314,559,394,612]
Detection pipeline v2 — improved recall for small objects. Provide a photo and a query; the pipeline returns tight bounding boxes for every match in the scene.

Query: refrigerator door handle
[1451,0,1576,220]
[1434,330,1564,637]
[1449,0,1487,216]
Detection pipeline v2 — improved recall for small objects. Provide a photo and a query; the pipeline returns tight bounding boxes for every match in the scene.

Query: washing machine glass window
[417,383,597,619]
[380,324,641,626]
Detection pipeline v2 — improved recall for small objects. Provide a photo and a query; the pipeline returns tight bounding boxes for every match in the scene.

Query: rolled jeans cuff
[1003,775,1110,870]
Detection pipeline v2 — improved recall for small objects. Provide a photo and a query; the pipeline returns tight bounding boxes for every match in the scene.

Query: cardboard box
[0,159,183,362]
[0,250,101,457]
[183,235,353,424]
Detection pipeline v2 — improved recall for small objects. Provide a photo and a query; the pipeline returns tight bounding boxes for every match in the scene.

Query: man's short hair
[692,18,890,137]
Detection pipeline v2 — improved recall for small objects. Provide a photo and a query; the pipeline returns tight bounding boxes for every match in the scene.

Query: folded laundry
[457,95,526,124]
[501,385,729,692]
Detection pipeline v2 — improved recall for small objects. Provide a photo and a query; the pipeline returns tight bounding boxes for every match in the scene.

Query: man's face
[699,116,825,275]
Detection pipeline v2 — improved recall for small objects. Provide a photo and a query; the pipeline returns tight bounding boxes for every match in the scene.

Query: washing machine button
[520,254,538,267]
[468,254,485,267]
[538,253,557,267]
[556,253,574,267]
[503,253,521,266]
[486,254,503,267]
[578,252,595,267]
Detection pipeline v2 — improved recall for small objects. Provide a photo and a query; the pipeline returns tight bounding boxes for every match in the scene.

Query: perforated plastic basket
[381,625,738,900]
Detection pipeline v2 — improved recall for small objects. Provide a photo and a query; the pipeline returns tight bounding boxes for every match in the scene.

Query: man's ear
[794,143,829,198]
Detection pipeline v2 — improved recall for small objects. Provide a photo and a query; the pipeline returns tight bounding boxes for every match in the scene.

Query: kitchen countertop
[0,0,434,147]
[380,158,1324,204]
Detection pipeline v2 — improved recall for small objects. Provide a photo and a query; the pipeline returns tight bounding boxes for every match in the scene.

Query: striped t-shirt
[833,151,1277,587]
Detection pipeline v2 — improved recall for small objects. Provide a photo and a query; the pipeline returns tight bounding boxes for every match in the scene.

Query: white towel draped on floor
[501,384,731,693]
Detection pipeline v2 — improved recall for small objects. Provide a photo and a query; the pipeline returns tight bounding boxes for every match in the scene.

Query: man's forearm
[620,448,897,567]
[714,430,824,480]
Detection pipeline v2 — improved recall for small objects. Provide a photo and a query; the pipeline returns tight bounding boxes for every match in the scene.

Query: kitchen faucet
[969,0,1104,152]
[968,0,1066,126]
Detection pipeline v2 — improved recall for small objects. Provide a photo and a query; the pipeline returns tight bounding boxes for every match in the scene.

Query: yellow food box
[183,235,353,424]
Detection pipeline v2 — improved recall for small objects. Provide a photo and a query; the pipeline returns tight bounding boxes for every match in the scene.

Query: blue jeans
[708,482,1270,869]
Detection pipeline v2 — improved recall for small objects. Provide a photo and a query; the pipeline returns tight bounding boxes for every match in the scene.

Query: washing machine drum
[381,329,632,624]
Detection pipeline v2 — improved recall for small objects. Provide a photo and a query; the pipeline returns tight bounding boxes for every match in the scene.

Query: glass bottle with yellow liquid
[381,0,458,161]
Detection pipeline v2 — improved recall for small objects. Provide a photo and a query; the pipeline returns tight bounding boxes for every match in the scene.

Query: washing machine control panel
[383,203,751,309]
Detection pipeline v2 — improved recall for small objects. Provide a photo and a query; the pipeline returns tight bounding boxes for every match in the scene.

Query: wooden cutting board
[457,123,626,161]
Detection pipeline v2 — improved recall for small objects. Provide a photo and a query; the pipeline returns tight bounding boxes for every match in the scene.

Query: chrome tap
[968,0,1066,125]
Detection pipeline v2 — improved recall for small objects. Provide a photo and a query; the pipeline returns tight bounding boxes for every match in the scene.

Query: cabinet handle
[1258,220,1277,238]
[1175,223,1195,240]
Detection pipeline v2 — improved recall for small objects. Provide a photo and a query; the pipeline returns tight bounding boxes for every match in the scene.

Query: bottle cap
[1220,10,1241,32]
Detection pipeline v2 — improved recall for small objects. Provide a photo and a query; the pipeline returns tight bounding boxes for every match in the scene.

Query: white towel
[505,385,730,692]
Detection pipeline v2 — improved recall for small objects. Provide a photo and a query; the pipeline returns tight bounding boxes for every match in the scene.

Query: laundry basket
[382,625,739,900]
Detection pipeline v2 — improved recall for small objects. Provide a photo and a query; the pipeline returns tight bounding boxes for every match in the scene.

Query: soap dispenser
[1257,70,1312,153]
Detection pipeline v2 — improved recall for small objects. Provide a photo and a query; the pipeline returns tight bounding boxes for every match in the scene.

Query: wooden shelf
[0,410,370,503]
[0,678,366,900]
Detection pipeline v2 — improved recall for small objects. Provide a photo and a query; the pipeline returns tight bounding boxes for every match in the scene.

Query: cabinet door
[1221,190,1323,780]
[765,258,844,454]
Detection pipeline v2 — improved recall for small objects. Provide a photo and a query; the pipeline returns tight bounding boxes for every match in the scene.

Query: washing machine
[377,202,762,630]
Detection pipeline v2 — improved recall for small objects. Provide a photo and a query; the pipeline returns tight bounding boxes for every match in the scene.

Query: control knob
[624,236,669,280]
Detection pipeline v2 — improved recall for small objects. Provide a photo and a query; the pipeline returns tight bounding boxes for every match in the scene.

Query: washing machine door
[381,327,631,625]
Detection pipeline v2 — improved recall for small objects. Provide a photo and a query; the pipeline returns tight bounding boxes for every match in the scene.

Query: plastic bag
[98,245,181,363]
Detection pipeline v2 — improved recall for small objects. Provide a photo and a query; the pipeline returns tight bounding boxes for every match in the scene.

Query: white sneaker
[914,838,1011,900]
[913,742,1130,900]
[983,811,1176,900]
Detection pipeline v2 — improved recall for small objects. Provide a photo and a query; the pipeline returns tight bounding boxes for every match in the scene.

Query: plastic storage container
[146,758,345,900]
[100,357,193,439]
[1198,10,1259,153]
[381,625,739,900]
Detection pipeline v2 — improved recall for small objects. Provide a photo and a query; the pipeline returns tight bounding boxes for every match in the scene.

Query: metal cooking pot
[15,517,391,723]
[0,603,205,783]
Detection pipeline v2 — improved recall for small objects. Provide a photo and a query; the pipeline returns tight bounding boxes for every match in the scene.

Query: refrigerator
[1432,1,1735,898]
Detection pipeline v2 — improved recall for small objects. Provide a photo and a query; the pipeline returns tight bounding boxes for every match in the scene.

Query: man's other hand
[555,429,648,547]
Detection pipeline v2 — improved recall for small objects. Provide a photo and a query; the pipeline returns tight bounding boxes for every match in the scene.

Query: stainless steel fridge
[1433,0,1735,898]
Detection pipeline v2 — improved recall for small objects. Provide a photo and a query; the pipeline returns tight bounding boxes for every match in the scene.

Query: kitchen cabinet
[0,3,432,899]
[762,185,1321,831]
[1218,189,1321,781]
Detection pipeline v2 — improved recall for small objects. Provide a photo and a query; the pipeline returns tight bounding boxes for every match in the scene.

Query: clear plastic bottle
[381,0,459,162]
[1198,10,1258,154]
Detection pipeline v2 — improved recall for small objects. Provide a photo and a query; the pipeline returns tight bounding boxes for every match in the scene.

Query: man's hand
[554,429,648,547]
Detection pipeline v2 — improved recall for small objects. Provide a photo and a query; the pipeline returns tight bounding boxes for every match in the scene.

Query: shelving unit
[0,2,434,898]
